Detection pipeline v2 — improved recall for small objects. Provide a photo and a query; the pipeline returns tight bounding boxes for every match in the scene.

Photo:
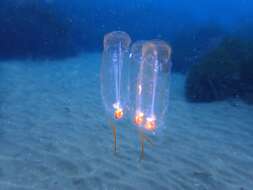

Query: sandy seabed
[0,53,252,190]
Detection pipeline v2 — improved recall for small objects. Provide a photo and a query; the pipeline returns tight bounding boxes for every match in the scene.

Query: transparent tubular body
[100,31,131,121]
[132,40,172,134]
[129,41,146,121]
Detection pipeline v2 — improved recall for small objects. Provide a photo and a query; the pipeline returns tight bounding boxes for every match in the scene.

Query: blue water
[0,1,253,190]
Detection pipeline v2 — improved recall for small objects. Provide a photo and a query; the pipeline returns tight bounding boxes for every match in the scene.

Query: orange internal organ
[134,112,144,126]
[145,117,156,131]
[114,107,123,120]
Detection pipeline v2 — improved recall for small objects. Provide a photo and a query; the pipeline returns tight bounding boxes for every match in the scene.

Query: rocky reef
[185,37,253,104]
[240,47,253,104]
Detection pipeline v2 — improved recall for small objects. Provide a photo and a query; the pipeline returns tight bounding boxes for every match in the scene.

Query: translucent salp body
[100,31,132,121]
[129,41,146,118]
[131,40,172,134]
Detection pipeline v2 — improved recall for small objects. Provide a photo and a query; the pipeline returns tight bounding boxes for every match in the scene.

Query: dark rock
[240,44,253,104]
[185,37,244,102]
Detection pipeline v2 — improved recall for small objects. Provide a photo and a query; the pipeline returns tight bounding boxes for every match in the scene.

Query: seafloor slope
[0,54,252,190]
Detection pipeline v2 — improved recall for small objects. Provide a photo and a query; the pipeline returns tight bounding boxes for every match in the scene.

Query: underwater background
[0,0,253,189]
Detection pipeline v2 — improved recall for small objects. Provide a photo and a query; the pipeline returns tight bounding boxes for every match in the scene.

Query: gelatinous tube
[131,40,172,133]
[100,31,131,121]
[129,41,146,123]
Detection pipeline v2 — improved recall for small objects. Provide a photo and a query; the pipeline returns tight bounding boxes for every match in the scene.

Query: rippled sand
[0,54,252,190]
